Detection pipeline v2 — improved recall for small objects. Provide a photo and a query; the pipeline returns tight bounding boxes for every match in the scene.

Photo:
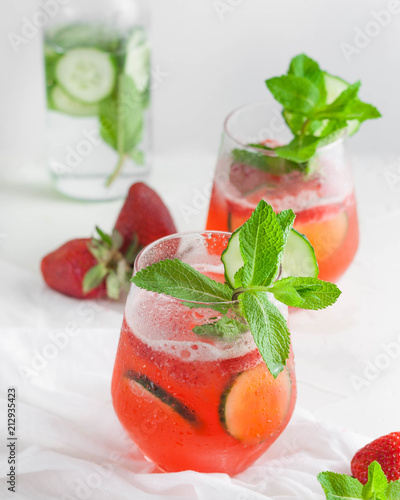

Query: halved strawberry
[114,182,177,254]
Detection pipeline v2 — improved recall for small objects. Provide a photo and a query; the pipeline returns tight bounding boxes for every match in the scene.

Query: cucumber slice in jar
[221,227,318,288]
[124,29,150,92]
[55,48,116,104]
[50,86,99,116]
[219,364,291,444]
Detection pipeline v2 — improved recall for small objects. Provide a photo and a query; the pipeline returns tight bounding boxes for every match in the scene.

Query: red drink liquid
[207,156,359,283]
[111,233,296,475]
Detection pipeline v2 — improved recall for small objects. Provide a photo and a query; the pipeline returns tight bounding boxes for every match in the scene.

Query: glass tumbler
[111,231,296,475]
[206,101,359,283]
[42,0,151,200]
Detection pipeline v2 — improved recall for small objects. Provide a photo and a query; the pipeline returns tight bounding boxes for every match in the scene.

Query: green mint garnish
[234,53,381,173]
[318,461,399,500]
[131,200,341,377]
[131,258,233,313]
[241,291,290,377]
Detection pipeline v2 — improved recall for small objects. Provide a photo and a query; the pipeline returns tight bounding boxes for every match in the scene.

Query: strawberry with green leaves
[41,228,134,300]
[41,182,177,300]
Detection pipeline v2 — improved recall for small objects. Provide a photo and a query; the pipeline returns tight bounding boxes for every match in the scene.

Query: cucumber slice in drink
[125,371,198,424]
[221,228,241,288]
[124,29,151,94]
[222,226,318,288]
[55,48,116,104]
[323,72,360,136]
[50,86,99,116]
[281,229,318,278]
[219,364,291,444]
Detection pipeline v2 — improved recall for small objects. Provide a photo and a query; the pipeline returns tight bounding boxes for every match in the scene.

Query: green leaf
[131,259,233,312]
[83,264,108,293]
[275,135,321,163]
[111,228,124,250]
[231,148,303,175]
[106,272,122,300]
[267,276,341,310]
[99,73,144,155]
[239,200,285,287]
[96,226,113,247]
[362,462,388,500]
[386,480,400,500]
[288,53,327,105]
[317,471,363,499]
[276,209,296,242]
[193,316,249,340]
[241,291,290,378]
[266,74,320,115]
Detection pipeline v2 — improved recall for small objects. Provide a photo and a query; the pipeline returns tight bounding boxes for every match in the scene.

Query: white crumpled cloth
[0,261,367,500]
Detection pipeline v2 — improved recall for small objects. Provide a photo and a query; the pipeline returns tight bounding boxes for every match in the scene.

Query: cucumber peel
[222,226,318,289]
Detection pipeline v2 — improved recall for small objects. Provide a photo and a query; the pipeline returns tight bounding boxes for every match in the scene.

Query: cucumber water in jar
[43,0,151,200]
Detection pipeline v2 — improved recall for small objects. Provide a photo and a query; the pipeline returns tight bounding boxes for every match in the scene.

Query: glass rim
[133,230,242,307]
[223,99,348,156]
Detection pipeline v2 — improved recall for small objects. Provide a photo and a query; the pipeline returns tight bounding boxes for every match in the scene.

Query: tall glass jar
[206,101,359,283]
[42,0,151,200]
[111,231,296,474]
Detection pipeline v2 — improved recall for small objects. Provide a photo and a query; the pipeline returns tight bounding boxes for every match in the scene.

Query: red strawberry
[41,229,132,300]
[114,182,177,253]
[351,432,400,484]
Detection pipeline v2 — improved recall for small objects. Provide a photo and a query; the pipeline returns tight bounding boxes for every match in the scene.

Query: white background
[1,0,399,162]
[1,2,400,497]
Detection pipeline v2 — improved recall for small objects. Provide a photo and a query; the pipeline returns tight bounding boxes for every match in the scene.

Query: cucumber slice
[50,86,99,116]
[222,227,318,288]
[221,228,241,288]
[55,48,116,104]
[125,371,197,424]
[281,229,318,278]
[220,364,291,444]
[124,29,151,94]
[323,72,360,136]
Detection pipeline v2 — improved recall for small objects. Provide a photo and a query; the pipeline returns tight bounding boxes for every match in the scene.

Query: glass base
[52,172,150,202]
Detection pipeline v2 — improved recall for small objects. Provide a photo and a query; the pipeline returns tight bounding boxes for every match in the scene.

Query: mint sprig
[131,200,341,377]
[264,54,381,164]
[318,461,400,500]
[233,53,381,173]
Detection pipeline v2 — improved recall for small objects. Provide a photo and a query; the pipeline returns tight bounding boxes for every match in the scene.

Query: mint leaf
[288,53,327,105]
[275,135,321,163]
[386,481,400,500]
[318,471,363,499]
[131,259,233,312]
[99,74,144,154]
[362,462,388,500]
[276,209,296,242]
[193,316,249,340]
[231,148,303,175]
[267,276,341,309]
[266,74,320,115]
[241,291,290,378]
[238,200,285,287]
